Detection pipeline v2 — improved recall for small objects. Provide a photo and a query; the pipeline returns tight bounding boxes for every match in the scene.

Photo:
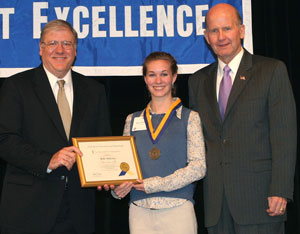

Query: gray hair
[40,19,78,47]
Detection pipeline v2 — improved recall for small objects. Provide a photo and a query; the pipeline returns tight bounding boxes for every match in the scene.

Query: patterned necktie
[57,80,71,139]
[218,65,232,119]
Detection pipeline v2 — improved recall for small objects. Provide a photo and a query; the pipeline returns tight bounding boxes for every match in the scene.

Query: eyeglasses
[41,40,74,51]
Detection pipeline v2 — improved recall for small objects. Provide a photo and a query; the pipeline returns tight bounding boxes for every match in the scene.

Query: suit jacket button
[60,176,65,180]
[223,139,226,144]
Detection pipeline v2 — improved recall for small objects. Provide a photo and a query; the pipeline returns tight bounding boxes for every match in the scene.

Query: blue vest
[130,106,195,203]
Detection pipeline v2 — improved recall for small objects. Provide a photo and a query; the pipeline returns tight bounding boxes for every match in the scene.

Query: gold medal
[149,147,160,160]
[120,162,130,172]
[144,98,181,161]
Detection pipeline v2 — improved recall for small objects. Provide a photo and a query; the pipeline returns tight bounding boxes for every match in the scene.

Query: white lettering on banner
[125,6,138,37]
[33,2,48,38]
[55,7,70,21]
[140,6,154,37]
[92,6,106,37]
[196,5,209,35]
[29,3,209,39]
[73,6,89,38]
[0,8,15,39]
[110,6,123,37]
[157,5,174,37]
[177,5,193,37]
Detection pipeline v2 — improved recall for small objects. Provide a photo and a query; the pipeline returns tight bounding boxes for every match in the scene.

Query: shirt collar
[218,48,244,75]
[43,65,72,90]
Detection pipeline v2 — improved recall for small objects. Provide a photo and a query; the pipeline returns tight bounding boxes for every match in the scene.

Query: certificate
[72,136,143,187]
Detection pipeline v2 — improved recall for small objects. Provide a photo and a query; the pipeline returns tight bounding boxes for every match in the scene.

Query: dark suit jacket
[0,65,111,233]
[189,50,297,227]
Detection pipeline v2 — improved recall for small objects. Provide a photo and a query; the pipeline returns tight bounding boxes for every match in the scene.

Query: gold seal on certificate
[120,162,130,172]
[149,146,160,160]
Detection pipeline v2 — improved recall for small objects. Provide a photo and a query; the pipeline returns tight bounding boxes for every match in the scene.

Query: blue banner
[0,0,252,77]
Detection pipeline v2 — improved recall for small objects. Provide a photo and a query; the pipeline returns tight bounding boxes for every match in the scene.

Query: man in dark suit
[0,20,111,234]
[189,3,296,234]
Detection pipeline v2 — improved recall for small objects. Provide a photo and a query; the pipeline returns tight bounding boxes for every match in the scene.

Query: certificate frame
[72,136,143,187]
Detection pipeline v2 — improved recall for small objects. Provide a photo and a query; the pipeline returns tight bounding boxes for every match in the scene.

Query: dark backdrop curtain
[0,0,299,233]
[251,0,299,233]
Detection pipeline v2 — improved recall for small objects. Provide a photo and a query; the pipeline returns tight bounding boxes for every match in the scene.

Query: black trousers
[1,190,79,234]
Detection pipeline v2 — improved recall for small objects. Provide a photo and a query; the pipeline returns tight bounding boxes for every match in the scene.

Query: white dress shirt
[216,48,244,101]
[44,66,74,115]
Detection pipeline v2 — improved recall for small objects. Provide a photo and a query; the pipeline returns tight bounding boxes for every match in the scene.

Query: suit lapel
[204,63,223,124]
[224,50,253,120]
[32,65,67,140]
[70,72,88,138]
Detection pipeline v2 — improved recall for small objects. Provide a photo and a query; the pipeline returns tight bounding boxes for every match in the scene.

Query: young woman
[113,52,206,234]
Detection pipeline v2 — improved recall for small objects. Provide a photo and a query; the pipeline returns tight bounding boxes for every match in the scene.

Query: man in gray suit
[189,3,296,234]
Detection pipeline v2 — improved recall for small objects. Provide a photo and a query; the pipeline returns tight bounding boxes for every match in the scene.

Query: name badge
[132,117,147,131]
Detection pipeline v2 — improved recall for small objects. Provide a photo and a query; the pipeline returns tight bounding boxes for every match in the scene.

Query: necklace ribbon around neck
[143,98,182,144]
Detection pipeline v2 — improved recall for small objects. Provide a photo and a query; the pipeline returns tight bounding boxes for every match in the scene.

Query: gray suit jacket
[189,50,297,226]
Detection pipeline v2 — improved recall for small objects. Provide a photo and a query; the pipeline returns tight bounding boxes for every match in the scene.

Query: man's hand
[133,180,145,192]
[114,182,134,199]
[48,146,82,171]
[97,184,115,191]
[266,196,287,216]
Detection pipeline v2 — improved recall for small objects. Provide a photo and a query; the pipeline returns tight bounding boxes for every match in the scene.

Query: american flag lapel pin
[240,76,246,80]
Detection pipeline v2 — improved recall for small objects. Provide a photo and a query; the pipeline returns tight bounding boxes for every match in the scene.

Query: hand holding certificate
[72,136,143,187]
